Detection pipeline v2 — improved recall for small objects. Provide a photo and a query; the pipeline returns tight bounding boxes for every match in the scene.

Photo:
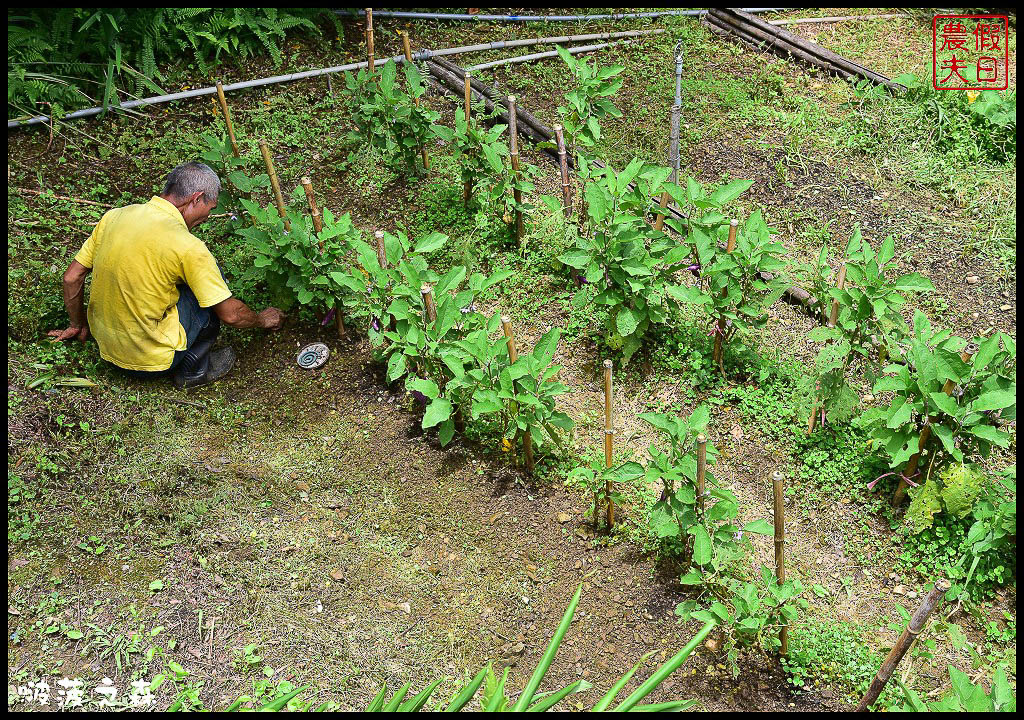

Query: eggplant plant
[566,458,644,528]
[687,567,807,672]
[798,228,934,426]
[859,313,1016,477]
[667,206,791,372]
[238,193,361,312]
[225,586,716,712]
[557,159,693,362]
[436,326,574,456]
[639,406,775,579]
[343,60,440,174]
[555,45,624,162]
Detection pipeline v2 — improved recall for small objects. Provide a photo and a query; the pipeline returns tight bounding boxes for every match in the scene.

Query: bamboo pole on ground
[400,31,431,170]
[501,316,534,474]
[215,81,240,158]
[892,349,974,507]
[855,581,949,711]
[553,124,571,217]
[259,140,290,231]
[808,264,848,434]
[463,72,473,204]
[365,8,375,76]
[712,220,738,370]
[507,95,524,246]
[772,470,788,656]
[603,360,615,528]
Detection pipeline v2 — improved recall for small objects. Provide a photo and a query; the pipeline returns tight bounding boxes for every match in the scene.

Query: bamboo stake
[654,192,670,231]
[501,316,533,474]
[695,434,707,514]
[301,176,345,339]
[374,230,388,269]
[772,470,788,656]
[553,124,571,217]
[507,95,524,246]
[421,284,437,324]
[365,8,375,76]
[258,140,290,231]
[300,177,323,237]
[603,360,615,528]
[712,220,738,370]
[463,72,473,204]
[828,264,848,327]
[892,349,973,507]
[855,581,949,711]
[400,31,431,170]
[808,264,849,434]
[215,80,240,158]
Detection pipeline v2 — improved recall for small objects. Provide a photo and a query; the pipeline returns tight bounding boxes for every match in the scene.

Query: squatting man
[50,162,285,388]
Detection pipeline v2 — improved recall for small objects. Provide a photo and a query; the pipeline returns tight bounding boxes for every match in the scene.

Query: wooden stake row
[603,359,615,527]
[772,470,788,656]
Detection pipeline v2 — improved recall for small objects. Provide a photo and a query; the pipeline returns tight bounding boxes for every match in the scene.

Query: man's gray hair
[162,162,221,204]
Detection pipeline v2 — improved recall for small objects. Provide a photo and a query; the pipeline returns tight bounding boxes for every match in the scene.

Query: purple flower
[371,317,382,332]
[322,308,336,326]
[411,390,428,405]
[687,263,701,278]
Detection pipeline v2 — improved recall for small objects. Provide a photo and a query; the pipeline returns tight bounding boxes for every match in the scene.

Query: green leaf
[422,398,453,429]
[407,377,440,400]
[616,307,640,338]
[413,232,448,254]
[742,519,775,536]
[971,389,1016,412]
[708,178,753,205]
[690,525,712,566]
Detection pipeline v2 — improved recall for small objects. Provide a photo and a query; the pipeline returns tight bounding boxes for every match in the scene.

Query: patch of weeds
[791,424,889,508]
[716,355,803,441]
[896,512,1015,602]
[781,618,900,708]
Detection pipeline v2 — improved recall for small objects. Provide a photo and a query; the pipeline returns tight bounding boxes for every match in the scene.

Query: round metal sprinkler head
[296,342,330,370]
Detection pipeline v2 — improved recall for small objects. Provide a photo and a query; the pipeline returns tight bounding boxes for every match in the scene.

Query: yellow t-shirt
[75,196,232,371]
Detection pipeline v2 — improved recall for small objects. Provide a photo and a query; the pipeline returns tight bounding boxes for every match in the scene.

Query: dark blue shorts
[116,284,216,378]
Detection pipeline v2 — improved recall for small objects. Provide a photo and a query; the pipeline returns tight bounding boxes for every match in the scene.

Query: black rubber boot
[173,336,216,389]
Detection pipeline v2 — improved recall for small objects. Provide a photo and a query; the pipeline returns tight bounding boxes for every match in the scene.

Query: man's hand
[48,325,90,343]
[257,307,285,331]
[213,298,285,330]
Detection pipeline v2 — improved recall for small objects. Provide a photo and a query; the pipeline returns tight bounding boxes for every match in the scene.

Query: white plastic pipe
[342,9,790,22]
[7,30,663,129]
[466,40,630,72]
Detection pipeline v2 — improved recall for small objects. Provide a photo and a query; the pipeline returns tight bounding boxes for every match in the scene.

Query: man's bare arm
[48,260,91,342]
[212,297,285,330]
